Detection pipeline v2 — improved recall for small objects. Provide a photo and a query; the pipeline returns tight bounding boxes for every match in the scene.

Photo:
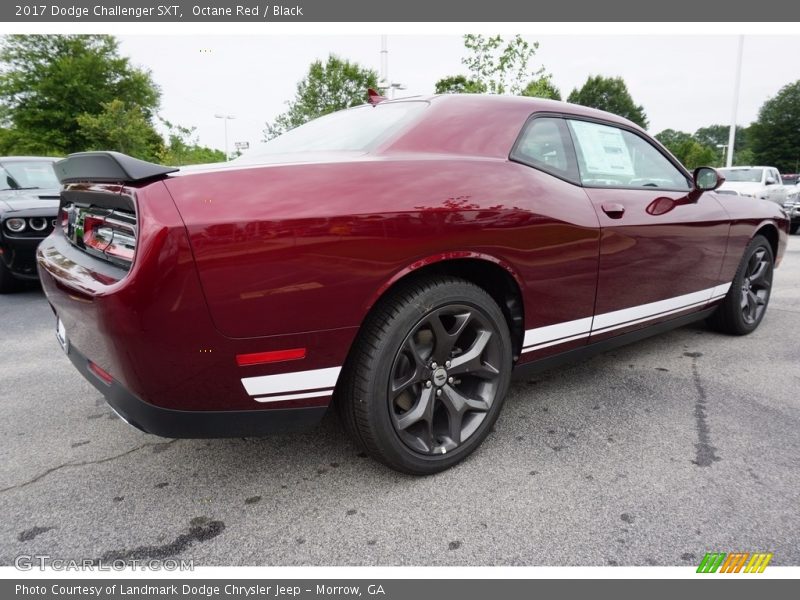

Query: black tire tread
[336,276,505,473]
[707,234,773,335]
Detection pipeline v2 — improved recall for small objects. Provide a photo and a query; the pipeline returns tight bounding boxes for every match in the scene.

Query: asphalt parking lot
[1,237,799,567]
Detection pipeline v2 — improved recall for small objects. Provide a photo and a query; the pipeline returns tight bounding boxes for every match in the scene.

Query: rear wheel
[707,234,774,335]
[337,277,512,474]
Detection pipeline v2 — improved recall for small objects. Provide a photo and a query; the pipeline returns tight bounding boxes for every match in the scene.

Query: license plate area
[56,317,69,353]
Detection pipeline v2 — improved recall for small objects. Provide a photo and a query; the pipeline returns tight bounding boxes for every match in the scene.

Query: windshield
[719,168,763,183]
[236,101,427,164]
[0,160,59,191]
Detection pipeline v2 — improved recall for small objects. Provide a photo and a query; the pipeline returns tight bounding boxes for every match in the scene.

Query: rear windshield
[236,101,427,163]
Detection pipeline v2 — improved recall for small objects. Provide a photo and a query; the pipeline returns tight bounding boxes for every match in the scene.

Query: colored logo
[697,552,773,573]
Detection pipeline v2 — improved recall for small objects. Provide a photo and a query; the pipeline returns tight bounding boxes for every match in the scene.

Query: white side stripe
[592,288,713,331]
[709,282,732,299]
[521,283,731,354]
[523,317,592,349]
[591,299,709,335]
[254,390,333,403]
[241,366,341,397]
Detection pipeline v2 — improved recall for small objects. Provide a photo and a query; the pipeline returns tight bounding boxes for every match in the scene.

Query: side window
[567,119,690,190]
[511,117,580,184]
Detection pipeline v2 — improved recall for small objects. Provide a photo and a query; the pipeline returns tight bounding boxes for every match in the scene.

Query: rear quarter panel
[164,156,601,345]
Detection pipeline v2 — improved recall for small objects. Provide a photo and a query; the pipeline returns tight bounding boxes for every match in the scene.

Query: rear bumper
[67,342,327,438]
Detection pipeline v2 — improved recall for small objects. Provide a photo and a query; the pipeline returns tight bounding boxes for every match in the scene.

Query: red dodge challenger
[38,95,788,474]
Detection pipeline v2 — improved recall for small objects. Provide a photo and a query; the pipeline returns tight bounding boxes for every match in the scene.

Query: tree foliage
[159,119,226,166]
[749,80,800,172]
[264,54,378,140]
[435,34,556,98]
[0,34,160,156]
[567,75,649,129]
[521,76,561,101]
[76,100,162,161]
[434,75,486,94]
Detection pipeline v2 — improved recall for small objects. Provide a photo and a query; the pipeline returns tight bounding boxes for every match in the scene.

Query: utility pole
[214,114,236,161]
[726,36,744,168]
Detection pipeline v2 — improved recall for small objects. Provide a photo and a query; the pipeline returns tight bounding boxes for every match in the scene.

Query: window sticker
[570,120,634,177]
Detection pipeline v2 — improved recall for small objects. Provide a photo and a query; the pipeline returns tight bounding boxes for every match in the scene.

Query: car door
[764,168,785,205]
[564,118,730,342]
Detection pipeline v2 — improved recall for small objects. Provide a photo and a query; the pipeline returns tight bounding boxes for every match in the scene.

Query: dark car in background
[0,157,60,292]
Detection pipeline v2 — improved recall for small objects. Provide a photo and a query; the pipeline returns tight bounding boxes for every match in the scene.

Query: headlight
[28,217,48,232]
[5,217,26,232]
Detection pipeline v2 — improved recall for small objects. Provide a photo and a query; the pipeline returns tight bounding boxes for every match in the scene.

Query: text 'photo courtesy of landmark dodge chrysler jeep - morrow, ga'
[38,94,788,474]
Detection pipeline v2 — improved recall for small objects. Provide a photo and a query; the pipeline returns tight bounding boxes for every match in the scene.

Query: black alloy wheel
[337,276,512,474]
[708,234,774,335]
[388,304,503,456]
[739,246,772,326]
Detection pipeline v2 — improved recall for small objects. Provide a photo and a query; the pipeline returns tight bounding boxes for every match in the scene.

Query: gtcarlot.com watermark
[14,554,194,571]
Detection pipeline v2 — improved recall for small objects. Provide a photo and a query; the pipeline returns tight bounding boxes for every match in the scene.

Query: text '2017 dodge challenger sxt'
[38,94,788,474]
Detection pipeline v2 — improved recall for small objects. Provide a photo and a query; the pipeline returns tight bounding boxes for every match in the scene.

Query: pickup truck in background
[781,175,800,234]
[717,166,796,207]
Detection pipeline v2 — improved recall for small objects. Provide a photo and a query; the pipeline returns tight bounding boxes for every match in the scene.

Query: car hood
[0,188,61,212]
[717,181,764,195]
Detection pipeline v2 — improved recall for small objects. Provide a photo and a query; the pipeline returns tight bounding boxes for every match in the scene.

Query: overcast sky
[117,35,800,153]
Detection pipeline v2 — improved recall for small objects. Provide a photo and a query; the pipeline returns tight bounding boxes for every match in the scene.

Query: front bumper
[66,341,327,438]
[0,234,49,279]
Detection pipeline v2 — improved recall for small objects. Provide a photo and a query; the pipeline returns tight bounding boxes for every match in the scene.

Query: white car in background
[717,166,791,206]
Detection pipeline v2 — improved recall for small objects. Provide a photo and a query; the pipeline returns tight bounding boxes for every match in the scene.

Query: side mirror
[694,167,724,191]
[765,177,777,185]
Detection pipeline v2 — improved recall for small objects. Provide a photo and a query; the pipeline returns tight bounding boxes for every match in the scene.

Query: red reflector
[236,348,306,366]
[87,361,114,385]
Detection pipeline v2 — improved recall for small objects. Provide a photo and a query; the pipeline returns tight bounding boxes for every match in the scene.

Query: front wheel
[337,277,512,475]
[707,234,774,335]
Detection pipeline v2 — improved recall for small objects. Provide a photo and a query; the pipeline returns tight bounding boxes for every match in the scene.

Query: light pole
[716,143,728,167]
[726,35,744,168]
[214,114,236,161]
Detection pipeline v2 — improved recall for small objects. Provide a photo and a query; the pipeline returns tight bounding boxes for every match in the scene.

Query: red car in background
[38,95,788,474]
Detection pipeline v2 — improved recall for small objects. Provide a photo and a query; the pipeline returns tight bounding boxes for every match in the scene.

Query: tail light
[62,204,137,269]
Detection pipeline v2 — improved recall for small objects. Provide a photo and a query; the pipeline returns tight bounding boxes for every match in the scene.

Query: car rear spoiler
[54,151,179,184]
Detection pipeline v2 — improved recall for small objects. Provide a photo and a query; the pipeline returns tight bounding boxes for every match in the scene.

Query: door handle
[601,202,625,218]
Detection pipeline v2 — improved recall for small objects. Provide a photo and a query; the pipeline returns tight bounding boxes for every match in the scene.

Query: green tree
[264,54,378,140]
[461,34,546,95]
[521,76,561,100]
[748,80,800,172]
[0,35,160,155]
[655,128,692,153]
[567,75,649,129]
[693,124,748,153]
[159,119,226,166]
[76,99,162,161]
[434,75,486,94]
[675,140,718,169]
[435,35,554,97]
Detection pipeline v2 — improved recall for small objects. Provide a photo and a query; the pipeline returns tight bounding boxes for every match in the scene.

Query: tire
[0,258,21,293]
[336,276,513,475]
[790,223,799,235]
[707,234,774,335]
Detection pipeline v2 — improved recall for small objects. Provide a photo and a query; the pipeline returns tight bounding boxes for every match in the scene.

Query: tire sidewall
[363,282,512,474]
[728,236,774,334]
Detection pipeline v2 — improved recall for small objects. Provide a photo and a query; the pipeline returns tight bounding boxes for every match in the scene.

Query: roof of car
[419,93,644,131]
